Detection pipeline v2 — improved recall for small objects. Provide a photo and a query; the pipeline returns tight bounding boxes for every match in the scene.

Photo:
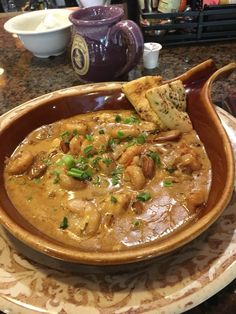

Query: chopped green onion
[67,168,93,181]
[91,156,102,167]
[60,131,70,139]
[85,134,93,141]
[124,115,139,124]
[110,195,117,203]
[163,180,173,187]
[61,154,75,170]
[102,158,113,166]
[136,192,151,202]
[92,176,101,185]
[59,217,68,229]
[117,131,124,139]
[99,129,105,134]
[72,129,78,136]
[147,151,161,167]
[52,170,60,184]
[166,166,177,174]
[83,145,94,156]
[136,133,146,144]
[115,115,122,123]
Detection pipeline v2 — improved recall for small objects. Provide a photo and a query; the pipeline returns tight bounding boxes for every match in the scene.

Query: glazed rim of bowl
[4,9,72,35]
[0,63,235,265]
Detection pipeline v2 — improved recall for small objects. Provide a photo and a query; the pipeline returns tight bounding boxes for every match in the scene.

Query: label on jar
[71,34,89,76]
[158,0,181,12]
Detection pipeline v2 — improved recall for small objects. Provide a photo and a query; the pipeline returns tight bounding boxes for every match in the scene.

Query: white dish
[4,9,72,58]
[0,107,235,314]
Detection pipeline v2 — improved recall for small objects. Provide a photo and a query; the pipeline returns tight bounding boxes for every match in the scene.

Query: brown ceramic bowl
[0,59,235,265]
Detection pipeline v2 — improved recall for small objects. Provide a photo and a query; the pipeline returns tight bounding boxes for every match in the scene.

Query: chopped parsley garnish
[136,192,151,202]
[83,145,94,156]
[136,133,146,144]
[85,134,93,141]
[59,217,68,230]
[99,129,105,134]
[147,151,161,167]
[110,195,118,204]
[102,157,113,166]
[163,180,173,187]
[115,115,122,123]
[67,168,93,181]
[117,130,124,139]
[166,166,177,174]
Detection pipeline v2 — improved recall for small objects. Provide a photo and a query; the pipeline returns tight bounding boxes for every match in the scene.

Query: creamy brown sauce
[4,110,212,251]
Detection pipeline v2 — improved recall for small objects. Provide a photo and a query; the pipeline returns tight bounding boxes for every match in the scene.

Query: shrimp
[124,165,146,190]
[6,151,34,175]
[109,126,140,139]
[68,199,101,235]
[59,173,87,191]
[69,135,84,155]
[119,145,144,167]
[63,122,88,135]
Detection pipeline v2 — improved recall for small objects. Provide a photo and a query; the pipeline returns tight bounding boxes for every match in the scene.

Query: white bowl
[4,9,72,58]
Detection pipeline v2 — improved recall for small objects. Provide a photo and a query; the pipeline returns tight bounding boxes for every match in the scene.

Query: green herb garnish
[110,195,118,204]
[61,154,75,170]
[91,156,102,167]
[67,168,93,181]
[85,134,93,141]
[115,115,122,123]
[117,130,124,139]
[166,166,177,174]
[163,180,173,187]
[99,129,105,134]
[102,157,113,166]
[136,192,151,202]
[124,115,139,124]
[59,217,68,230]
[111,166,123,186]
[83,145,94,156]
[136,133,146,144]
[92,176,101,185]
[52,170,60,184]
[72,129,78,136]
[60,131,70,139]
[147,151,161,167]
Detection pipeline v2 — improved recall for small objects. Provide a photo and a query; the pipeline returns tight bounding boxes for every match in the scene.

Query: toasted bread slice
[146,86,193,132]
[122,76,166,129]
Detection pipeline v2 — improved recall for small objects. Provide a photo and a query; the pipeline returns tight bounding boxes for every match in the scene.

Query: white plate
[0,107,235,314]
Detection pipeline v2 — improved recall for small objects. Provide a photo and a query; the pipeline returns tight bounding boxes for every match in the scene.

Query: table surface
[0,12,236,314]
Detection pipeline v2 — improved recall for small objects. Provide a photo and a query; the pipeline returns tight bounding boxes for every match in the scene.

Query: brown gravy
[4,110,211,251]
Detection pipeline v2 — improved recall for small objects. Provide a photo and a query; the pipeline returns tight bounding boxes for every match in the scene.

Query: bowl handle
[201,62,236,110]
